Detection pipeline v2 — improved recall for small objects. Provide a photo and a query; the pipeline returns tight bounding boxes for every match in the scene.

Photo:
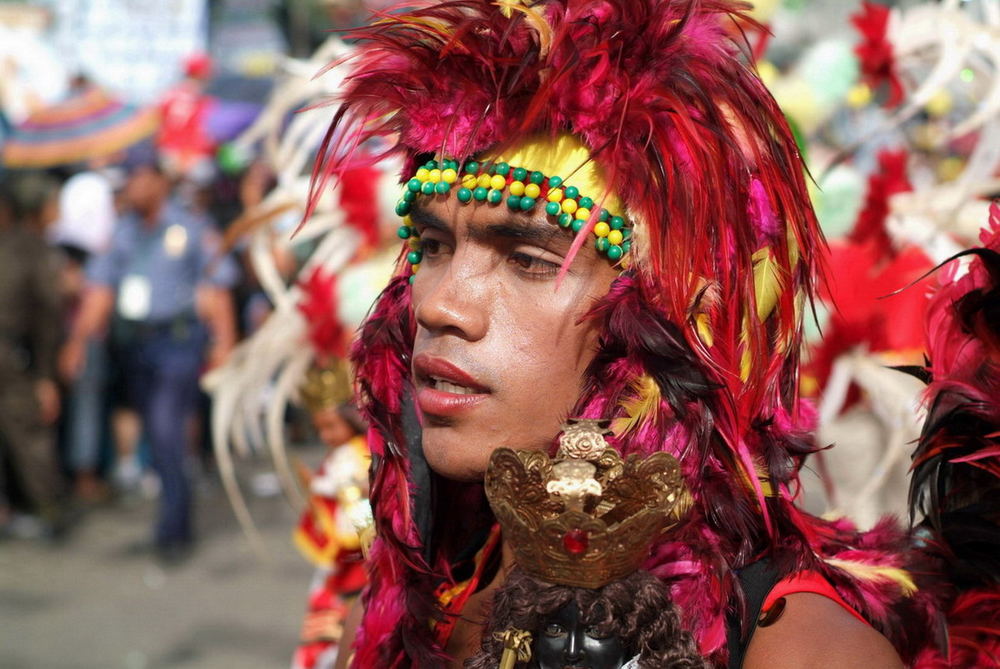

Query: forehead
[409,197,581,253]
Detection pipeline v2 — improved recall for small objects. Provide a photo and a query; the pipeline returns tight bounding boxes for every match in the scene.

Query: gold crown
[484,419,692,589]
[299,357,354,412]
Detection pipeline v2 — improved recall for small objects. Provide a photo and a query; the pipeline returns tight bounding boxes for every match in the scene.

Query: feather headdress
[314,1,935,665]
[908,203,1000,667]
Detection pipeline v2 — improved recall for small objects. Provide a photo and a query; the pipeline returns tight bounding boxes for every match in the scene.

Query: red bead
[562,529,588,555]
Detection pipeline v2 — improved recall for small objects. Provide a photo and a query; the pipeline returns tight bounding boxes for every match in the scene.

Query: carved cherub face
[533,601,626,669]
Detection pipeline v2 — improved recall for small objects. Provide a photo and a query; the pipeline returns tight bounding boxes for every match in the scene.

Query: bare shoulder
[743,592,904,669]
[333,597,365,669]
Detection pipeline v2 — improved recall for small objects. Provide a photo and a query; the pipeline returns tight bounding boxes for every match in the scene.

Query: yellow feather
[496,1,552,56]
[751,246,785,322]
[695,312,714,347]
[611,375,660,437]
[824,558,918,597]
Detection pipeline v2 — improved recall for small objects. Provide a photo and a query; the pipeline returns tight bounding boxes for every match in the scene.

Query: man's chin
[421,427,492,482]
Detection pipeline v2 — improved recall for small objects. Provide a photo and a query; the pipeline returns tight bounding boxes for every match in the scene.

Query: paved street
[0,451,320,669]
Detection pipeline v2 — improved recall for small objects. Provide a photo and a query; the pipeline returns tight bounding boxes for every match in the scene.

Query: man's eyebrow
[474,221,569,248]
[408,205,449,233]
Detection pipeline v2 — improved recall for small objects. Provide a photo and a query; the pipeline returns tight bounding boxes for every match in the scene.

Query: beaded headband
[395,157,633,281]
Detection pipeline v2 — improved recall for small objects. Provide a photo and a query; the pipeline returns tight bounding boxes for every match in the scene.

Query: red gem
[562,529,588,555]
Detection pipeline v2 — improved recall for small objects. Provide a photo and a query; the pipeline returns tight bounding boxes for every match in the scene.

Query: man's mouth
[413,354,491,418]
[427,376,480,395]
[413,354,491,395]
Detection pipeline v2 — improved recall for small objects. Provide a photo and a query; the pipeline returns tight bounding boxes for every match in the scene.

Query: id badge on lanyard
[118,274,152,320]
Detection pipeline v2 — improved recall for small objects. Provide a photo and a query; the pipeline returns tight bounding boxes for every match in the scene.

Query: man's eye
[509,251,559,276]
[544,623,567,638]
[419,238,444,256]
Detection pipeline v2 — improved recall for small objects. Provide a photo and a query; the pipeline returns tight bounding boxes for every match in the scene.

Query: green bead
[397,226,412,239]
[425,159,438,170]
[507,195,522,209]
[564,186,579,199]
[487,189,503,204]
[473,186,488,201]
[435,181,451,194]
[408,274,416,285]
[464,161,479,174]
[622,241,632,253]
[622,227,632,238]
[395,201,411,216]
[421,181,435,195]
[407,250,423,264]
[512,167,528,181]
[598,208,609,222]
[407,178,422,192]
[495,162,510,176]
[595,237,610,253]
[571,218,584,232]
[529,171,544,185]
[607,245,624,261]
[579,196,594,210]
[558,213,573,227]
[443,159,457,170]
[545,201,561,216]
[548,176,563,188]
[610,216,624,230]
[457,187,473,203]
[403,190,417,203]
[519,196,536,211]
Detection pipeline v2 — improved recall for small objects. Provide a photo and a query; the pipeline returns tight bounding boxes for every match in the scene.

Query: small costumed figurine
[292,356,372,669]
[470,421,706,669]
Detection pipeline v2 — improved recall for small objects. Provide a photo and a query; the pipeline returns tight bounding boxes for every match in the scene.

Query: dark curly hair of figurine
[465,567,706,668]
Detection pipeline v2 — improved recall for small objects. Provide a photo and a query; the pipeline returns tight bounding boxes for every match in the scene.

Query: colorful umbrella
[2,87,159,168]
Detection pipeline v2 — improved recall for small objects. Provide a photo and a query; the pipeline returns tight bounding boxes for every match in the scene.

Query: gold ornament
[496,628,533,669]
[485,421,692,590]
[556,418,613,460]
[299,357,353,412]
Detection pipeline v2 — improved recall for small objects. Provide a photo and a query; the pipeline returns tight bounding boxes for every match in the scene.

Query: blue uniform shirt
[88,198,239,322]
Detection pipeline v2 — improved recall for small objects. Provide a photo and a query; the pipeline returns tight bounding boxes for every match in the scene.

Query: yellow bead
[429,169,442,183]
[442,168,458,183]
[593,222,610,237]
[509,181,526,196]
[547,189,564,203]
[408,238,421,250]
[416,168,430,181]
[608,230,624,245]
[575,207,590,221]
[462,174,478,189]
[490,174,506,191]
[477,174,492,189]
[402,215,412,225]
[561,198,577,214]
[524,183,541,199]
[410,263,420,273]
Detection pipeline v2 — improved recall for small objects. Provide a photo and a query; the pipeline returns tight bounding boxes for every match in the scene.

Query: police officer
[61,154,237,560]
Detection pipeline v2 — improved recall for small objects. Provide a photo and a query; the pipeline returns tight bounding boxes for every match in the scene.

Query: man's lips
[413,353,490,417]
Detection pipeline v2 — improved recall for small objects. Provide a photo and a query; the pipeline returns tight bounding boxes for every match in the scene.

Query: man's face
[409,196,619,481]
[124,166,168,215]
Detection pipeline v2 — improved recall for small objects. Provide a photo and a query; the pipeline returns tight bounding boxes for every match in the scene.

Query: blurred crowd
[0,59,286,563]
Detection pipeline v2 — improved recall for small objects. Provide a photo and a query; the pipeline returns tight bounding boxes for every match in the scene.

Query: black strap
[726,558,781,669]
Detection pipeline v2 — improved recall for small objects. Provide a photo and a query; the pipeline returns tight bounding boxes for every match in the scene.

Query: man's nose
[413,258,488,341]
[564,628,585,662]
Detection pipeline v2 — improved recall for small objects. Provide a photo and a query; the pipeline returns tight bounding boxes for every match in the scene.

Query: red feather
[851,1,904,107]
